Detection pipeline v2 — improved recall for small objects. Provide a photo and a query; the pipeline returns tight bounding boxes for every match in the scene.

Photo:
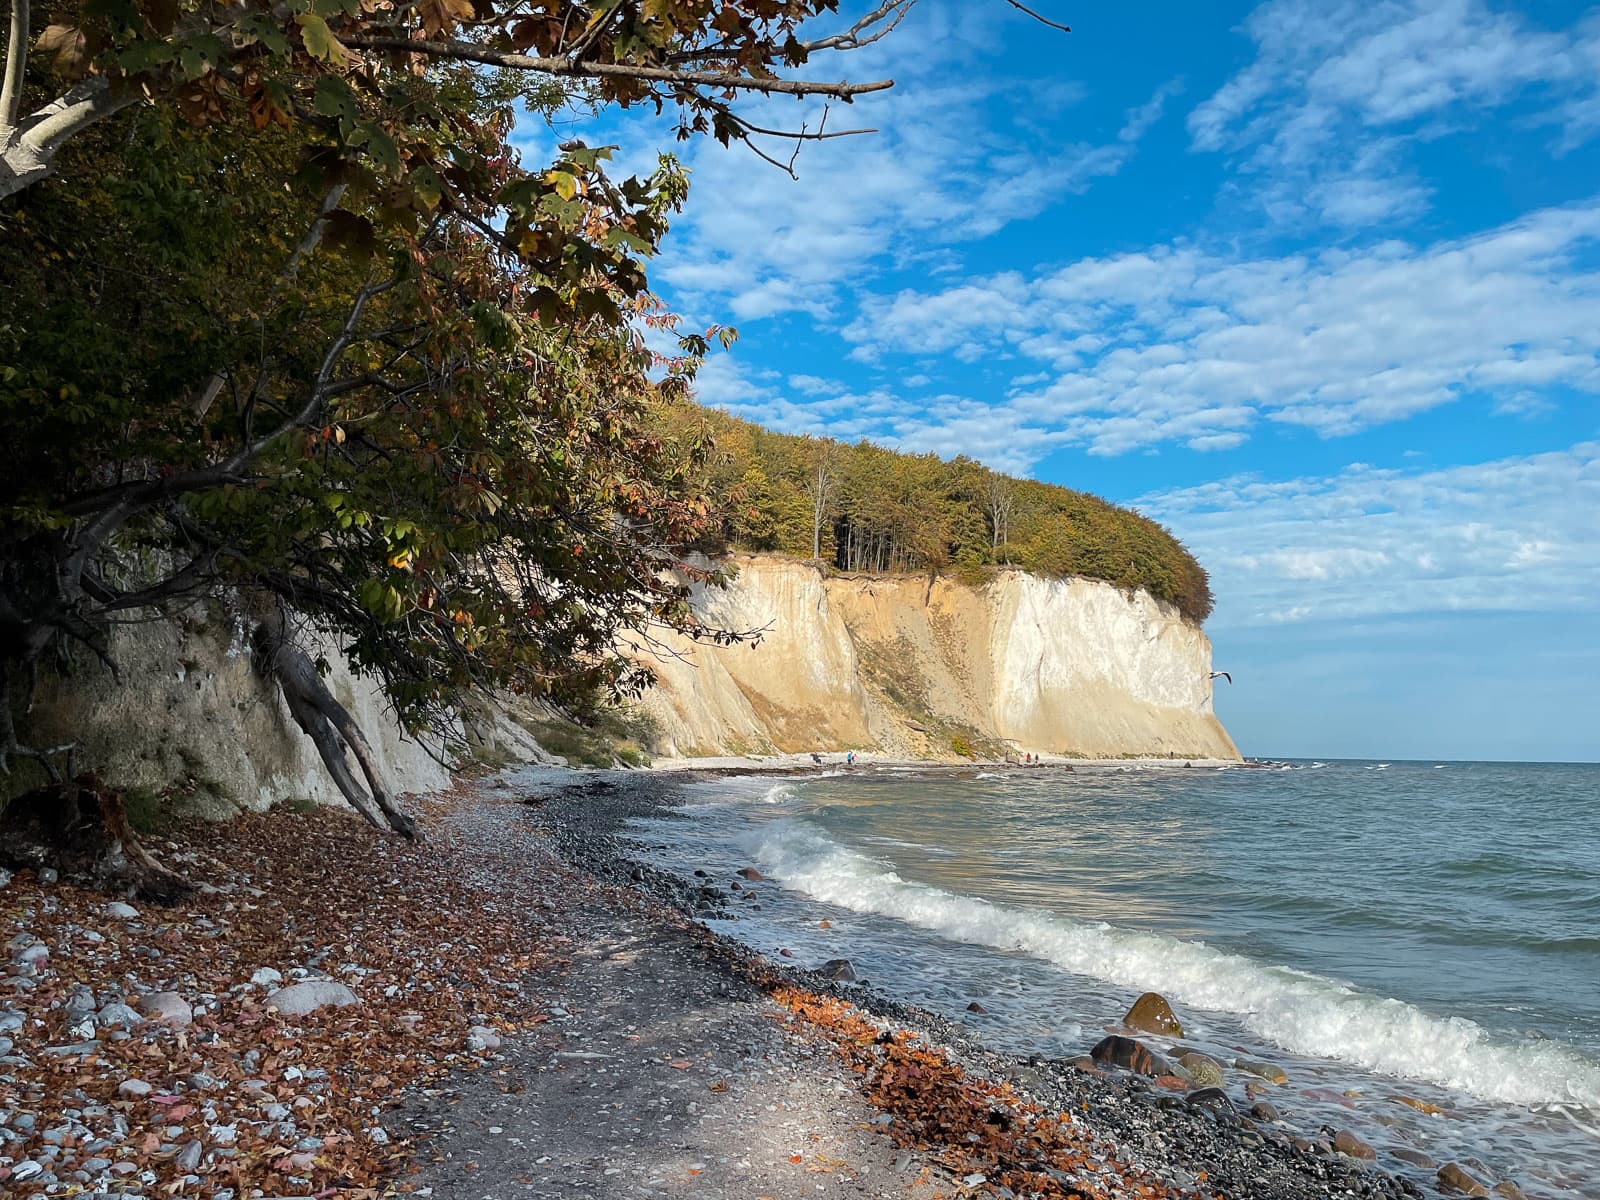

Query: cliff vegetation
[658,408,1215,623]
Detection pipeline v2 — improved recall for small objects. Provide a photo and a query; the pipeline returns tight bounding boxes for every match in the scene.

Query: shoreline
[520,765,1428,1200]
[647,752,1250,774]
[0,767,1434,1200]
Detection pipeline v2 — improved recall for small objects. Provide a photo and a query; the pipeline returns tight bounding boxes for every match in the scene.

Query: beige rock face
[635,556,1239,761]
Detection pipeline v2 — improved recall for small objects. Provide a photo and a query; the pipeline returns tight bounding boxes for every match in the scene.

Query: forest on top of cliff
[659,407,1214,623]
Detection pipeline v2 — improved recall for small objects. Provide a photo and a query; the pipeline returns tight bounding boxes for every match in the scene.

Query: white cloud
[838,199,1600,460]
[1137,443,1600,627]
[1190,0,1600,227]
[624,7,1174,325]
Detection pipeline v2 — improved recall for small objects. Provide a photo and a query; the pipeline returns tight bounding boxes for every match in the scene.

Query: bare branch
[729,114,876,142]
[1,0,28,133]
[1000,0,1072,34]
[341,35,894,99]
[802,0,917,53]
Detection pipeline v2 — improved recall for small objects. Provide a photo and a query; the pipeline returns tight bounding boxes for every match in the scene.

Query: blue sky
[530,1,1600,762]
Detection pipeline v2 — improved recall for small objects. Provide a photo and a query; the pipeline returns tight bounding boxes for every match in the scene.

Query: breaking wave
[754,819,1600,1110]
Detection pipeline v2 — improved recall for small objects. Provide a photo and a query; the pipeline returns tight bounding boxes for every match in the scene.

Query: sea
[627,759,1600,1196]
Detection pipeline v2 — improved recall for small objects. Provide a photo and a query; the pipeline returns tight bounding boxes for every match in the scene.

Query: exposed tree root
[254,606,418,839]
[0,773,192,901]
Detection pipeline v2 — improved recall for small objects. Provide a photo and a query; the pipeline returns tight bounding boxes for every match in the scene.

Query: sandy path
[395,794,946,1200]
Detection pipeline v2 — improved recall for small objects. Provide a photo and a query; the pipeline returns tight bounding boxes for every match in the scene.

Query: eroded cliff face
[635,556,1239,761]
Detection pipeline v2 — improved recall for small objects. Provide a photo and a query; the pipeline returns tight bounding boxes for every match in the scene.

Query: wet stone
[1249,1100,1280,1123]
[1234,1057,1288,1085]
[1088,1035,1173,1076]
[1334,1129,1376,1160]
[1122,991,1184,1037]
[1391,1147,1436,1169]
[1437,1163,1490,1197]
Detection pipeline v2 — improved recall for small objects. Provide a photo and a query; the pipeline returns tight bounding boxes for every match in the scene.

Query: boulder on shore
[818,958,857,982]
[1333,1129,1375,1160]
[1122,991,1184,1036]
[736,867,764,881]
[1391,1148,1436,1169]
[135,992,192,1028]
[1185,1087,1233,1112]
[1089,1035,1173,1077]
[267,981,360,1017]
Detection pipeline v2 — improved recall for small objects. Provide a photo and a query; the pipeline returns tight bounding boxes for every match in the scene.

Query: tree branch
[20,77,138,153]
[1,0,28,134]
[192,183,349,420]
[340,35,895,99]
[1000,0,1072,34]
[2,77,140,201]
[802,0,916,53]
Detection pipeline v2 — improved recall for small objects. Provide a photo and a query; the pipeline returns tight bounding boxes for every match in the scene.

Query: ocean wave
[753,819,1600,1110]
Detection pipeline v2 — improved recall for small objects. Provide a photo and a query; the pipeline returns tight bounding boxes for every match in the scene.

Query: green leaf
[359,123,401,176]
[601,226,652,255]
[117,37,175,73]
[410,166,444,211]
[296,12,348,65]
[238,13,292,56]
[313,74,358,136]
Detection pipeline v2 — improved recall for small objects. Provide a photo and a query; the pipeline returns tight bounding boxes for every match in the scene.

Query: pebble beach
[0,765,1540,1199]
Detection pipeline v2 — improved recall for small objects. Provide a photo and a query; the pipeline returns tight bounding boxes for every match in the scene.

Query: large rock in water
[1089,1035,1173,1077]
[1437,1164,1490,1197]
[1122,991,1183,1036]
[1333,1130,1376,1160]
[1176,1050,1225,1088]
[1234,1057,1288,1085]
[268,981,360,1017]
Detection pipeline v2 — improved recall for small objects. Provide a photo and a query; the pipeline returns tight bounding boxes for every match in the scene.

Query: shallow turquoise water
[631,760,1600,1193]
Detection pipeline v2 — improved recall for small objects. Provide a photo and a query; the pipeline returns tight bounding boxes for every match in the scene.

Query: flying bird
[1208,671,1232,684]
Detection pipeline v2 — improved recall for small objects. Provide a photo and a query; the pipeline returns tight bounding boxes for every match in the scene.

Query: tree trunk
[254,607,417,839]
[0,774,191,901]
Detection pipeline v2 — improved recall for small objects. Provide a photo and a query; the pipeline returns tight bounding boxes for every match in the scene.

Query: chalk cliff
[9,557,1235,815]
[15,609,456,814]
[634,556,1239,761]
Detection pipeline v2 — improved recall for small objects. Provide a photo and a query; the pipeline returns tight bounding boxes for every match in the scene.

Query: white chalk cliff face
[635,556,1239,761]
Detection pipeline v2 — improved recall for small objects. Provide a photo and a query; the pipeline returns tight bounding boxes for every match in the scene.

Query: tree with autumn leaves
[0,87,742,871]
[0,0,1083,890]
[4,0,1089,879]
[0,0,921,199]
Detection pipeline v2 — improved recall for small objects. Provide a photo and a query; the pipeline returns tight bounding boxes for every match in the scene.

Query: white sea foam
[760,782,800,805]
[754,820,1600,1111]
